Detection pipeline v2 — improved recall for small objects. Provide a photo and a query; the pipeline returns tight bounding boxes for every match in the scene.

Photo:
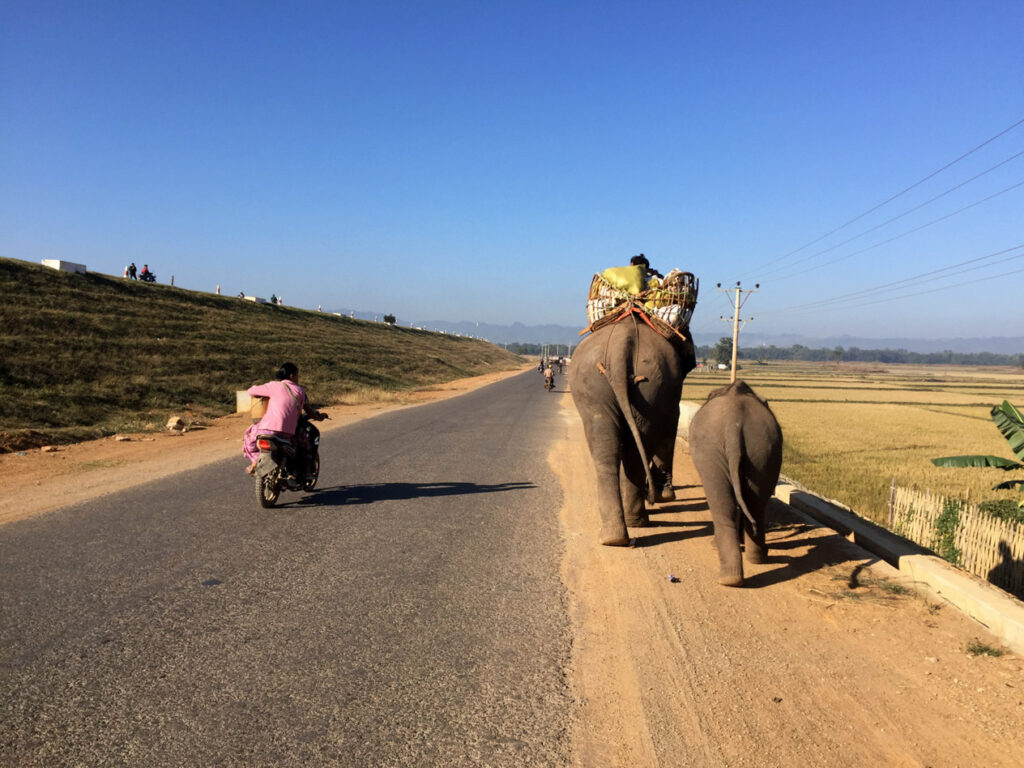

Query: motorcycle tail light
[257,438,274,451]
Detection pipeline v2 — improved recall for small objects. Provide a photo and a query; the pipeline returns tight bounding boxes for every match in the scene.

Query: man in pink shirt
[243,362,326,473]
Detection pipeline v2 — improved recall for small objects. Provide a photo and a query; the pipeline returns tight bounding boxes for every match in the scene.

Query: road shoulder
[552,395,1024,768]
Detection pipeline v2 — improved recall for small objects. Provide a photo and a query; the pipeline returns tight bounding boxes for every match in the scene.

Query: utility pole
[717,281,758,384]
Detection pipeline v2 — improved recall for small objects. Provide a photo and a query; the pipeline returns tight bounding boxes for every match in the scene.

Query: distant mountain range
[331,310,1023,355]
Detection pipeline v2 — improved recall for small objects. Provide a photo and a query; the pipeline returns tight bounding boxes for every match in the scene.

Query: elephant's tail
[603,355,657,505]
[726,422,759,536]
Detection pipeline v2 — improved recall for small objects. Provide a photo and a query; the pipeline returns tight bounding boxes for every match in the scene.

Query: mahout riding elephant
[569,318,696,546]
[688,380,783,587]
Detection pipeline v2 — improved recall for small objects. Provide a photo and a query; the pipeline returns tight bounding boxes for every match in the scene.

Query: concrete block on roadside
[899,552,1024,656]
[775,483,930,564]
[236,391,254,414]
[236,391,266,420]
[677,401,701,439]
[41,259,86,274]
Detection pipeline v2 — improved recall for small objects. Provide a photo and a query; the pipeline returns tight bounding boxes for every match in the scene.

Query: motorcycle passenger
[243,362,326,475]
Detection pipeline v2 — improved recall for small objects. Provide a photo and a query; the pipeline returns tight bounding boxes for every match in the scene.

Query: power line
[767,178,1024,281]
[758,244,1024,316]
[742,116,1024,277]
[759,260,1024,320]
[792,264,1024,315]
[757,154,1024,280]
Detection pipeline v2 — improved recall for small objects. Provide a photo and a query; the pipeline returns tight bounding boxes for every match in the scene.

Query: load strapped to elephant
[581,261,698,342]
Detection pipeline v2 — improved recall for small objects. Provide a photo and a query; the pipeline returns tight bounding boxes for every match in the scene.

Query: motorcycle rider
[243,362,326,475]
[543,363,555,389]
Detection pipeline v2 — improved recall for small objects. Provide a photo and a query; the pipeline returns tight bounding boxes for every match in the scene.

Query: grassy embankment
[684,361,1024,524]
[0,258,524,452]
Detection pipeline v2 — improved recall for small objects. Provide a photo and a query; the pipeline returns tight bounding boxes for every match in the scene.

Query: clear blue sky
[3,1,1022,341]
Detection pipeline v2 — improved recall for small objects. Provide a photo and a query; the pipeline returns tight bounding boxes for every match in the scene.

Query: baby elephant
[689,380,783,587]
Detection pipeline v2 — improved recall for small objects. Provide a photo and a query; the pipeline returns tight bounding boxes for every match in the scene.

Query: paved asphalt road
[0,370,574,767]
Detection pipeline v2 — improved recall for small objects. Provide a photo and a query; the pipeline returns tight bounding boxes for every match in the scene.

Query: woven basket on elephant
[584,269,698,338]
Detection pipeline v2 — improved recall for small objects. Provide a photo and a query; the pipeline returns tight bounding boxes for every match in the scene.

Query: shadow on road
[638,495,871,588]
[742,515,878,589]
[650,497,709,515]
[635,520,713,547]
[294,480,538,506]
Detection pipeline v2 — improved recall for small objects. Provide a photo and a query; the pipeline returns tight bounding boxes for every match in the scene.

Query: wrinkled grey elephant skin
[688,380,783,587]
[569,320,695,546]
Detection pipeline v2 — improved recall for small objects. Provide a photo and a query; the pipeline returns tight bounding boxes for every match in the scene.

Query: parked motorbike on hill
[254,413,327,507]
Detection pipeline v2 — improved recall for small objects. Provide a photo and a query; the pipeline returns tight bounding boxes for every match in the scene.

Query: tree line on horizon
[700,338,1024,367]
[506,339,1023,367]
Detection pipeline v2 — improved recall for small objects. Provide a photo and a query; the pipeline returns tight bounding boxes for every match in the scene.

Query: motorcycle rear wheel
[256,470,280,508]
[303,455,320,492]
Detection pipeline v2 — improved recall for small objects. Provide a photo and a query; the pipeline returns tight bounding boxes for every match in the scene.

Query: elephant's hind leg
[582,418,631,546]
[707,488,745,587]
[744,525,769,564]
[651,434,677,502]
[620,443,649,528]
[742,488,771,564]
[596,471,631,546]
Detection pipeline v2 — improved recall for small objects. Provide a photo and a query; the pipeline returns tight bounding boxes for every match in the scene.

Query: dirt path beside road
[0,366,532,527]
[553,396,1023,768]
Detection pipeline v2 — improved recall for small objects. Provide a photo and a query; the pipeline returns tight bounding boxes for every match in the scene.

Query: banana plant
[932,401,1024,503]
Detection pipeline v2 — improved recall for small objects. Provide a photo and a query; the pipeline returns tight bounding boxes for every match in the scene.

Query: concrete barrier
[678,400,701,439]
[774,482,1024,655]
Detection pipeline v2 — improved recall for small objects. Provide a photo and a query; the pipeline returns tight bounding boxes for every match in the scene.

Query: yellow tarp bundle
[601,265,646,295]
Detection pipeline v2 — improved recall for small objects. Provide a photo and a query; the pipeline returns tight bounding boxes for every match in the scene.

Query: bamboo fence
[890,484,1024,600]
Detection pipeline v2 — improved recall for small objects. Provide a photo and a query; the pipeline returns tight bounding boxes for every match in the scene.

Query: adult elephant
[688,380,783,586]
[570,317,696,546]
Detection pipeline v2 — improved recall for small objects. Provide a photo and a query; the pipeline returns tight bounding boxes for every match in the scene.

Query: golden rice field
[682,361,1024,525]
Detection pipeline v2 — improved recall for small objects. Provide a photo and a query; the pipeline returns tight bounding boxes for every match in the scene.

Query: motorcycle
[253,413,327,507]
[139,271,157,283]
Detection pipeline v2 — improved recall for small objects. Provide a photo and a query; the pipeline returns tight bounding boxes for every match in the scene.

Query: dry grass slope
[0,258,523,451]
